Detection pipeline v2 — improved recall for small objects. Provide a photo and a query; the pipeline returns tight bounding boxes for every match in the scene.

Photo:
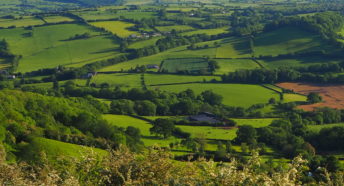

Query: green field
[160,58,210,73]
[232,118,275,128]
[216,37,251,58]
[91,73,142,89]
[215,59,260,75]
[0,16,45,28]
[77,10,156,21]
[20,137,107,162]
[21,79,87,89]
[178,125,237,140]
[254,27,336,57]
[155,83,280,107]
[43,15,74,23]
[103,114,179,147]
[146,74,220,85]
[181,27,229,36]
[0,23,120,72]
[89,20,139,38]
[128,37,163,49]
[258,57,342,69]
[155,25,195,32]
[283,93,307,102]
[307,123,344,133]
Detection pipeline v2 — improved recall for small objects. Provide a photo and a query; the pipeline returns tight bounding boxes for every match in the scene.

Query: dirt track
[277,82,344,111]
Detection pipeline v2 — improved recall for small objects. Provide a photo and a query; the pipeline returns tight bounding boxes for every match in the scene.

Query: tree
[201,90,223,105]
[150,119,175,138]
[110,99,135,115]
[307,92,322,104]
[236,125,257,144]
[134,100,156,116]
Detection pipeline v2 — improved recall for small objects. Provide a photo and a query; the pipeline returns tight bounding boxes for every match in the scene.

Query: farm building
[188,112,221,124]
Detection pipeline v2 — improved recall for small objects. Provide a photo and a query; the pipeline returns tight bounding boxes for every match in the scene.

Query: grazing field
[160,58,210,73]
[43,15,74,23]
[277,82,344,110]
[178,125,237,140]
[21,79,87,89]
[156,83,280,107]
[103,114,178,147]
[20,137,107,162]
[76,10,156,21]
[232,118,275,128]
[307,123,344,133]
[283,93,307,102]
[258,57,341,69]
[0,17,45,28]
[146,74,220,85]
[89,21,139,38]
[155,25,195,32]
[0,24,120,72]
[216,37,251,58]
[181,27,229,36]
[214,59,260,74]
[128,37,163,49]
[254,27,335,57]
[91,73,142,89]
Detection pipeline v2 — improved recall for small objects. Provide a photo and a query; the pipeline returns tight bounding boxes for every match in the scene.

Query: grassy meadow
[214,59,260,74]
[91,73,142,89]
[90,20,139,37]
[155,25,195,32]
[155,83,280,107]
[254,27,336,57]
[160,58,209,73]
[181,27,229,36]
[0,16,44,28]
[43,15,74,23]
[0,23,120,72]
[146,74,220,85]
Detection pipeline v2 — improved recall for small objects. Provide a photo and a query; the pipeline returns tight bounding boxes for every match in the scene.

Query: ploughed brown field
[277,82,344,111]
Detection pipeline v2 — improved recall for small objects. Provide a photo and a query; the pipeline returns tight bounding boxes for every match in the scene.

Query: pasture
[89,21,139,38]
[155,25,195,32]
[155,83,280,107]
[254,27,336,57]
[0,16,44,28]
[216,37,251,58]
[258,57,342,69]
[160,58,210,74]
[103,114,178,147]
[277,82,344,111]
[20,137,107,162]
[128,37,163,49]
[178,125,237,140]
[146,74,220,85]
[43,15,74,23]
[307,123,344,133]
[77,10,156,21]
[181,27,229,36]
[214,59,260,74]
[90,73,142,89]
[0,23,120,72]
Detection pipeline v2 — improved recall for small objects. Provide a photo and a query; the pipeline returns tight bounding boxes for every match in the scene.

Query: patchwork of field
[43,15,74,23]
[277,82,344,110]
[259,57,342,69]
[155,83,280,107]
[254,27,336,57]
[0,23,120,72]
[21,79,87,89]
[91,73,142,89]
[155,25,195,32]
[214,59,260,74]
[0,16,45,28]
[89,21,139,37]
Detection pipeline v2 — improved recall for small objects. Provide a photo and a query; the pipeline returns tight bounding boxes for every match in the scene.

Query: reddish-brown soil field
[277,82,344,111]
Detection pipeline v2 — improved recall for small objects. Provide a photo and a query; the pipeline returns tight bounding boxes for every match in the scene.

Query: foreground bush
[0,146,343,185]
